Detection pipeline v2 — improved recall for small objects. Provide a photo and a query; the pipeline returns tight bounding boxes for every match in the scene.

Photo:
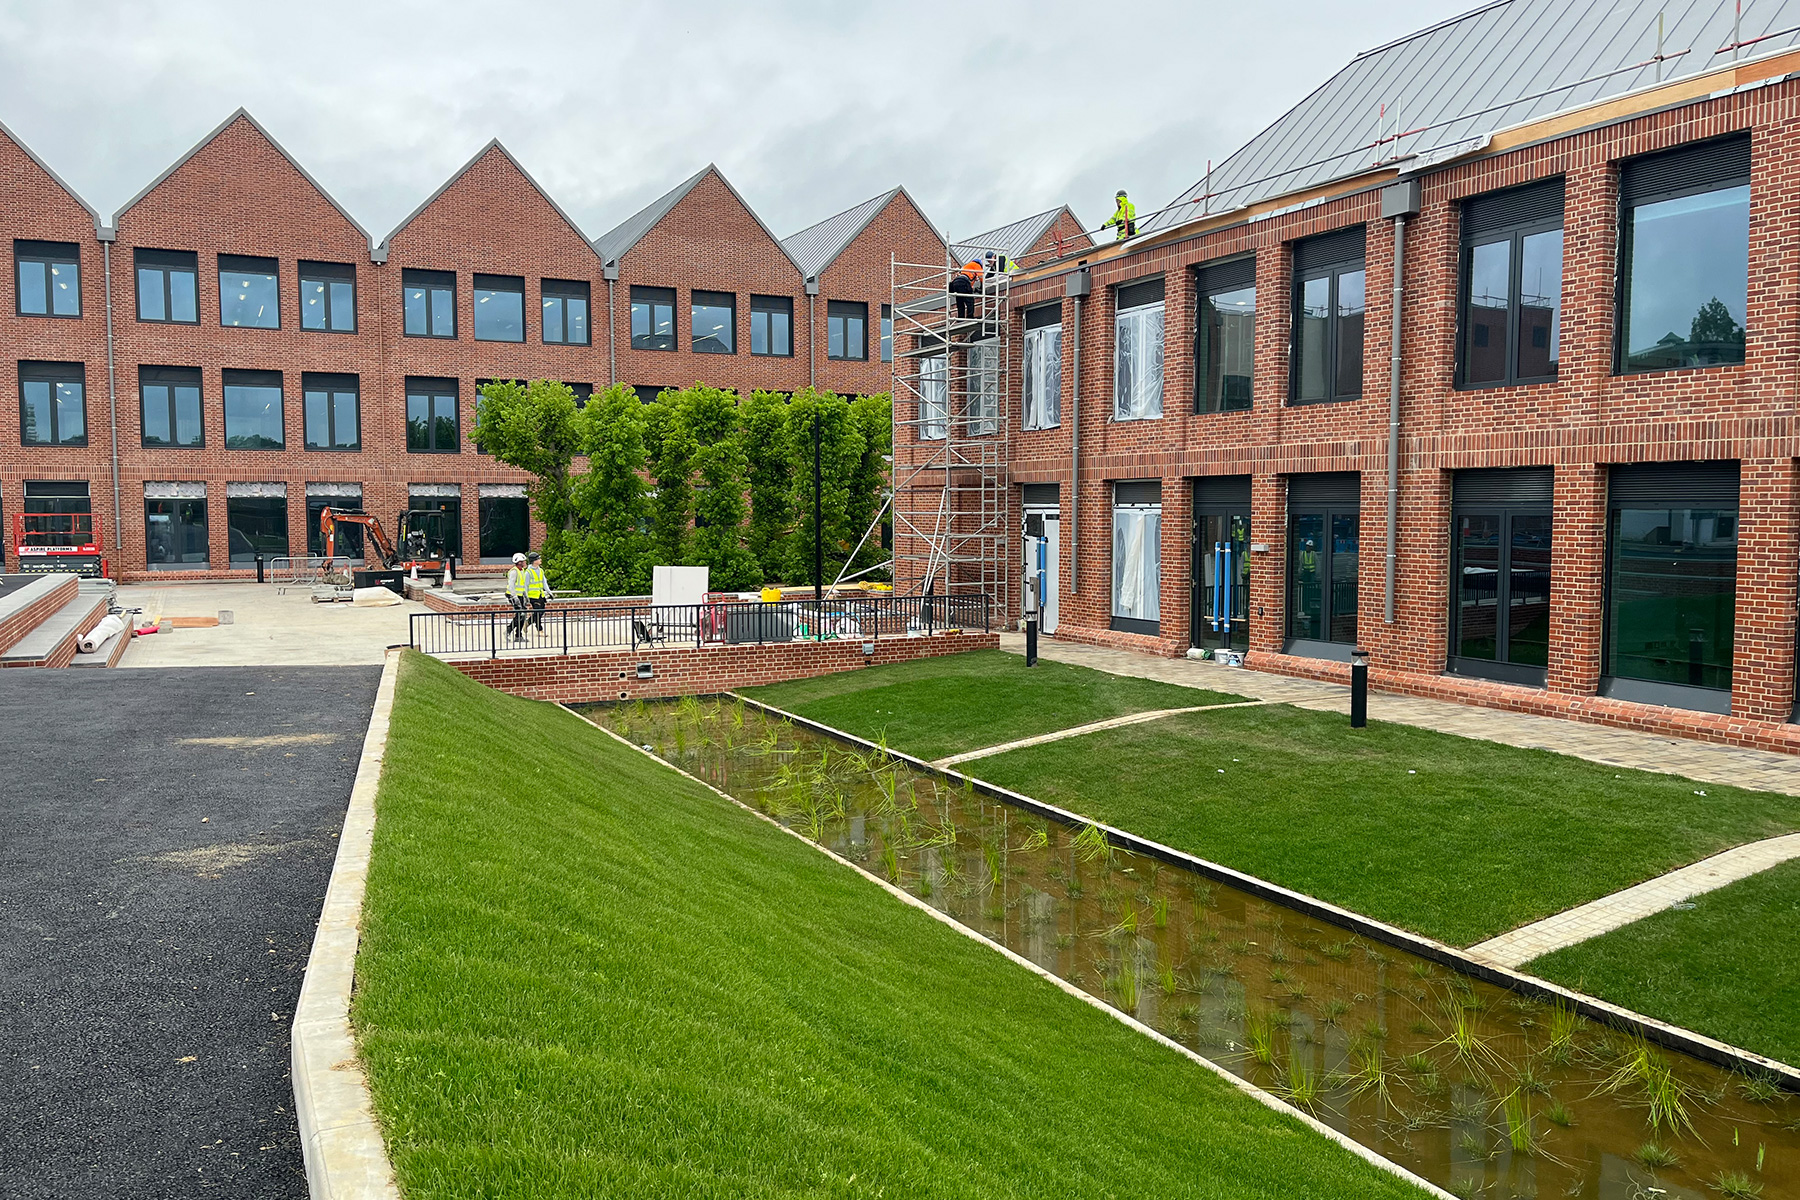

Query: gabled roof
[951,205,1087,263]
[114,108,372,247]
[0,117,104,233]
[380,139,596,260]
[781,186,946,279]
[592,163,805,274]
[1148,0,1800,233]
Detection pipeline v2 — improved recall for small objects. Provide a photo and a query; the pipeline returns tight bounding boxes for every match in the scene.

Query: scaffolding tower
[888,253,1011,607]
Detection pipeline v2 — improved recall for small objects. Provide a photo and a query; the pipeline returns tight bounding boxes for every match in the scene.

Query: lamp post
[1350,646,1369,729]
[813,402,823,607]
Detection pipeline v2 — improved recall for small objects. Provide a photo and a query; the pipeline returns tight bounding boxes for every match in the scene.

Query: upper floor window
[300,260,356,332]
[542,279,590,345]
[1114,277,1164,420]
[406,377,459,453]
[828,300,867,360]
[19,360,86,446]
[222,368,285,450]
[140,365,203,448]
[919,354,947,440]
[691,290,735,354]
[473,274,525,342]
[1291,228,1365,404]
[15,240,80,317]
[1618,134,1750,374]
[1195,257,1255,413]
[219,254,279,328]
[881,303,893,363]
[1022,302,1062,430]
[303,372,361,452]
[135,249,198,324]
[1459,179,1564,388]
[750,295,792,356]
[403,268,456,338]
[631,285,675,351]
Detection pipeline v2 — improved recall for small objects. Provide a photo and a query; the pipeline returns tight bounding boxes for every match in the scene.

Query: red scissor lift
[11,512,108,578]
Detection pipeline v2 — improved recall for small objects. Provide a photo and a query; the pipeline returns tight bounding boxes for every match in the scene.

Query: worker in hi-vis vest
[524,551,552,632]
[505,552,529,641]
[1105,190,1137,240]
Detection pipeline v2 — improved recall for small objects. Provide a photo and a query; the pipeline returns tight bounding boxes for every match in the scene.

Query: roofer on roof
[1104,190,1137,241]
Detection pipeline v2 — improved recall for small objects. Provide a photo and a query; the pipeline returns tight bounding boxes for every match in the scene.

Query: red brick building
[893,4,1800,744]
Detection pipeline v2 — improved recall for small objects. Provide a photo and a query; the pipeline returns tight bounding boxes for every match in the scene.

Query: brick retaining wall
[0,576,78,657]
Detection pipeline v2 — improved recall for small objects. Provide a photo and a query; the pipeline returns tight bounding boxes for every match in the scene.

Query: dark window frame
[690,289,737,355]
[1288,233,1366,405]
[881,303,893,363]
[1457,182,1565,390]
[540,278,591,346]
[402,268,458,339]
[226,491,290,565]
[406,377,461,454]
[217,253,281,330]
[1193,257,1256,414]
[298,260,357,333]
[302,371,362,453]
[134,248,200,325]
[472,272,526,343]
[18,360,88,447]
[827,299,869,361]
[221,367,286,451]
[139,365,205,450]
[1448,496,1553,686]
[630,285,677,351]
[14,239,81,318]
[749,294,793,357]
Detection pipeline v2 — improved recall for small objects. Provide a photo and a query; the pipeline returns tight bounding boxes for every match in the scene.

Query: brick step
[0,575,80,657]
[0,591,112,669]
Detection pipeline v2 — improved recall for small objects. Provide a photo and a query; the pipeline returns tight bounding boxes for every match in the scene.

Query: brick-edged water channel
[591,697,1797,1200]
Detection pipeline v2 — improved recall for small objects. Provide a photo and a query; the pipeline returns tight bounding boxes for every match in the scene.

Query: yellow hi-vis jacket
[506,566,527,599]
[523,565,549,600]
[1105,196,1136,240]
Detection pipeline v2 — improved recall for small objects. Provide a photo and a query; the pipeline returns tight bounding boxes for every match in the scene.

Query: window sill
[629,344,677,353]
[474,336,526,344]
[403,332,458,341]
[1283,637,1356,662]
[1110,615,1160,635]
[1453,374,1558,392]
[407,448,463,455]
[142,444,207,451]
[1285,396,1359,407]
[1022,423,1063,432]
[222,324,281,331]
[18,311,83,320]
[301,326,359,335]
[1446,656,1546,688]
[1614,359,1746,379]
[304,447,362,453]
[1193,404,1253,416]
[543,341,591,348]
[1111,413,1164,423]
[137,319,202,327]
[1598,675,1731,715]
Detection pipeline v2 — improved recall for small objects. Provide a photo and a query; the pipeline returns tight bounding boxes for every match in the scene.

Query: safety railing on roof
[408,594,992,658]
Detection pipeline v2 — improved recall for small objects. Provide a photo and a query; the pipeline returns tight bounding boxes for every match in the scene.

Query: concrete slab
[115,582,425,668]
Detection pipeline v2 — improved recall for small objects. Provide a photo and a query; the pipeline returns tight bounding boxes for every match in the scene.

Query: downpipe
[1380,180,1418,626]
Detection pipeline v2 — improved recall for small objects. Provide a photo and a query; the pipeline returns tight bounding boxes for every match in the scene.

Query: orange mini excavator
[318,507,452,582]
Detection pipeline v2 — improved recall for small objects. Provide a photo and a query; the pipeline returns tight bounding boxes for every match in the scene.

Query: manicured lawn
[1527,857,1800,1068]
[956,704,1798,948]
[741,647,1243,759]
[353,652,1423,1199]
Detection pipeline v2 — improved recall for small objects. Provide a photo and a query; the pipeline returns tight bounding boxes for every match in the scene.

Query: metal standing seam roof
[781,187,935,280]
[951,205,1089,263]
[1148,0,1800,234]
[592,163,809,276]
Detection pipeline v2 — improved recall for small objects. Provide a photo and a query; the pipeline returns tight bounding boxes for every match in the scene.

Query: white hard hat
[512,552,526,564]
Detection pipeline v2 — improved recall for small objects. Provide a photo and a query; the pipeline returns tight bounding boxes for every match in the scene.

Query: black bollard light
[255,553,265,584]
[1350,646,1369,729]
[1024,576,1039,667]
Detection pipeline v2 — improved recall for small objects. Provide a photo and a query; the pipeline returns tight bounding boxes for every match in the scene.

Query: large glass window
[406,378,459,453]
[19,361,86,447]
[1114,278,1164,421]
[1196,259,1256,413]
[140,366,203,448]
[541,279,589,345]
[1023,303,1062,430]
[479,487,530,562]
[307,486,363,559]
[1111,485,1162,634]
[881,303,893,363]
[691,290,735,354]
[135,249,198,324]
[828,300,867,360]
[1449,469,1553,685]
[299,261,356,332]
[1291,231,1365,404]
[22,480,91,548]
[409,488,463,558]
[968,344,999,436]
[227,488,289,564]
[303,373,360,452]
[1460,180,1564,388]
[630,285,675,350]
[403,268,456,338]
[145,487,208,570]
[750,295,792,356]
[1619,136,1751,373]
[221,369,285,450]
[15,240,80,317]
[919,354,947,440]
[473,274,525,342]
[1288,480,1360,647]
[218,254,279,328]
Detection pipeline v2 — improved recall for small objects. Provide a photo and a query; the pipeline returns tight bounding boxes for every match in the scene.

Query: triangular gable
[782,185,946,281]
[0,117,103,232]
[593,164,805,276]
[379,139,597,263]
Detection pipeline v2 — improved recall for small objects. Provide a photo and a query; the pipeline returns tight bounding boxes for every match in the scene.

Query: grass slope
[965,705,1800,947]
[354,652,1422,1199]
[741,648,1244,760]
[1527,857,1800,1067]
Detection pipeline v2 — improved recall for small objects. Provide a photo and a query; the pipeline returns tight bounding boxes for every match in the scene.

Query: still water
[592,697,1797,1200]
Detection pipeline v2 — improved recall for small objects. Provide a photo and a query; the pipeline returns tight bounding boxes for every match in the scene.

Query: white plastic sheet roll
[78,614,127,653]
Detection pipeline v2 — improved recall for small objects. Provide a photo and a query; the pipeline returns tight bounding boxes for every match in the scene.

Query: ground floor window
[226,485,288,565]
[306,485,363,559]
[1287,473,1360,653]
[1604,462,1738,712]
[1449,467,1552,686]
[145,483,208,570]
[409,487,463,559]
[479,486,529,562]
[22,479,91,547]
[1111,481,1162,634]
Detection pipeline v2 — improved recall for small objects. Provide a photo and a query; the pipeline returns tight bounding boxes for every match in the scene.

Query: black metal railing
[408,593,992,658]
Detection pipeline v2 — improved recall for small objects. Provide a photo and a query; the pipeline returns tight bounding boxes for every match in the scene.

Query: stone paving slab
[1000,634,1800,796]
[1467,832,1800,967]
[931,700,1282,768]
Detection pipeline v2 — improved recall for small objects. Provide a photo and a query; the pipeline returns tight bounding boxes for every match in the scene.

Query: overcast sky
[0,0,1465,246]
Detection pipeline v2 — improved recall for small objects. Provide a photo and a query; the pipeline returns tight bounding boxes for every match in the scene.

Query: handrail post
[562,606,569,656]
[489,611,496,659]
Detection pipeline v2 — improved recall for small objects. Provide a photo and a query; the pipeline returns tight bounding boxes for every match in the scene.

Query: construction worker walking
[1105,190,1137,240]
[505,552,528,641]
[524,551,552,632]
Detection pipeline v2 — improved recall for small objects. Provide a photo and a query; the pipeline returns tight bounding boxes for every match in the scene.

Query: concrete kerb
[557,702,1457,1200]
[731,692,1800,1093]
[291,649,402,1199]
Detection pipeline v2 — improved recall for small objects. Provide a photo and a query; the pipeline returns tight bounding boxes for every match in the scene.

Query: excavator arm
[318,508,399,567]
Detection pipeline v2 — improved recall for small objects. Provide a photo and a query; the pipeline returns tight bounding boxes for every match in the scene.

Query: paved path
[0,666,379,1199]
[1000,633,1800,796]
[117,582,423,667]
[1467,832,1800,967]
[932,700,1281,767]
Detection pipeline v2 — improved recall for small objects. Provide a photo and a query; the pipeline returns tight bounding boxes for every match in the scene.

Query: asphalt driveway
[0,665,380,1199]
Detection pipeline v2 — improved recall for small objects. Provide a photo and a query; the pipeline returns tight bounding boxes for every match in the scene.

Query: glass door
[1192,512,1249,651]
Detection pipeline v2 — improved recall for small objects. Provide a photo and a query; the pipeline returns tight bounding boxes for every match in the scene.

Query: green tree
[846,393,894,581]
[1689,296,1746,356]
[468,377,583,534]
[785,388,865,587]
[564,385,651,596]
[742,390,791,583]
[641,389,690,567]
[676,386,759,589]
